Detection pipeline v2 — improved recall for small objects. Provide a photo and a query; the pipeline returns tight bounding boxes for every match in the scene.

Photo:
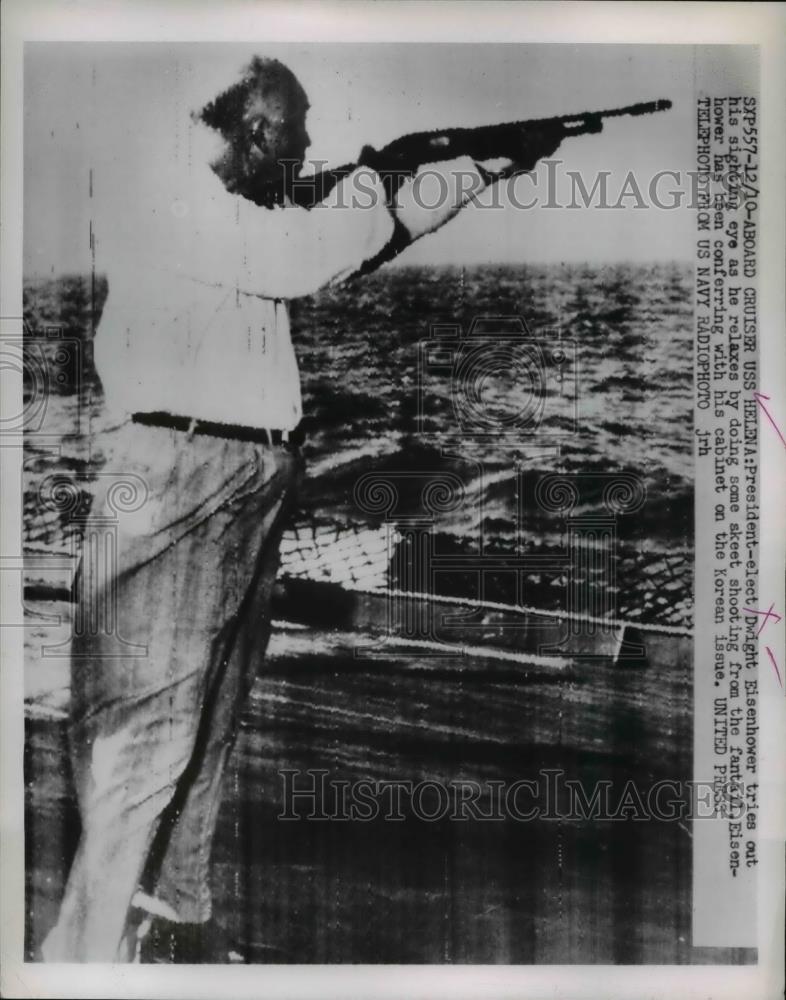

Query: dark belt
[131,411,305,448]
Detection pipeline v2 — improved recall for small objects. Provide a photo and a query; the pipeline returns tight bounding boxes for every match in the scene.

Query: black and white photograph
[1,3,784,998]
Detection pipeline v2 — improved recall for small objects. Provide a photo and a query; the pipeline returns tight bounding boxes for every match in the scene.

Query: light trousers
[41,420,301,962]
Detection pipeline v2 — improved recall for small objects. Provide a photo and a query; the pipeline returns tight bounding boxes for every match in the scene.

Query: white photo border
[2,2,784,998]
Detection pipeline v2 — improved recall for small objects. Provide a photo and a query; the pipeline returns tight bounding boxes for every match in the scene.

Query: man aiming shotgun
[41,54,671,963]
[273,98,671,268]
[275,100,672,203]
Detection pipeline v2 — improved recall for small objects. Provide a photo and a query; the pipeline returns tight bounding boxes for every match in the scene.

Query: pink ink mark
[754,392,786,450]
[744,603,783,636]
[765,646,783,689]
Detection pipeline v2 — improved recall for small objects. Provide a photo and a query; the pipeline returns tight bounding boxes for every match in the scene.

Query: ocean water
[23,261,693,626]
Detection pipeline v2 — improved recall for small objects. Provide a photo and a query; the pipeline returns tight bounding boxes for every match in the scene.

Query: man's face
[228,84,311,189]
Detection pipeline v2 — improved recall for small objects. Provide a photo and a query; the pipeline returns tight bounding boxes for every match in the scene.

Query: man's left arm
[352,152,539,276]
[389,154,495,244]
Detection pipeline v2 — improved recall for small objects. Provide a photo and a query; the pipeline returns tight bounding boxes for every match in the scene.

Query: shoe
[139,916,208,964]
[139,916,247,964]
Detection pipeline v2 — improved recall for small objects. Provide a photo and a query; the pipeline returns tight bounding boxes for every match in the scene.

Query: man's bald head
[198,56,311,200]
[199,57,307,136]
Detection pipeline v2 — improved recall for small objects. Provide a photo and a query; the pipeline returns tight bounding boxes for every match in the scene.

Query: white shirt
[94,130,395,430]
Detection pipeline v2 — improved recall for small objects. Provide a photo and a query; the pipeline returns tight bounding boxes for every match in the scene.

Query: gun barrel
[550,99,672,126]
[599,98,672,118]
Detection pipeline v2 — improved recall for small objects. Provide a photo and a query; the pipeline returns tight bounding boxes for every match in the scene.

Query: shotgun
[279,99,672,208]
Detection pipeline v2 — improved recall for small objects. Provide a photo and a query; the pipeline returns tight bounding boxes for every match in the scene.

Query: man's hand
[510,123,564,172]
[476,124,564,180]
[390,124,564,243]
